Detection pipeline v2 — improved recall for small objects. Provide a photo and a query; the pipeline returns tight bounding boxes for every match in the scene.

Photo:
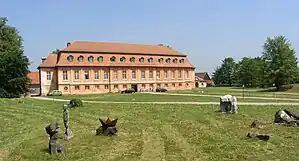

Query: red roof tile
[27,72,40,84]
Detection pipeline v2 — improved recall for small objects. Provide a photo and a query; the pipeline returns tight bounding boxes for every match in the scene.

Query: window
[164,71,167,79]
[88,56,94,62]
[142,84,145,88]
[186,71,189,79]
[149,71,153,79]
[186,83,189,86]
[75,85,80,90]
[141,71,145,79]
[156,71,160,79]
[130,57,135,63]
[46,71,52,80]
[173,58,178,64]
[172,83,175,87]
[104,71,109,80]
[85,85,90,90]
[139,57,144,63]
[157,84,160,87]
[78,55,84,62]
[132,71,136,79]
[64,86,68,91]
[179,59,184,63]
[84,71,89,79]
[63,71,68,80]
[120,57,126,63]
[94,71,99,80]
[179,83,182,87]
[123,84,127,88]
[113,71,118,80]
[122,71,127,79]
[171,71,174,79]
[158,58,163,64]
[95,85,100,89]
[166,58,171,63]
[74,71,79,80]
[148,57,153,63]
[97,56,103,62]
[178,71,182,79]
[114,85,118,89]
[67,55,73,62]
[165,84,168,87]
[110,56,116,62]
[104,85,109,89]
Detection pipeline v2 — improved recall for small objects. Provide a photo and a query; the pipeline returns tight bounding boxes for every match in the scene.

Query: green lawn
[48,93,299,103]
[1,98,299,161]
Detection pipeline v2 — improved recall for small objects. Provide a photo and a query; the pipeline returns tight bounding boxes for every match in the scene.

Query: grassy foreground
[1,98,299,161]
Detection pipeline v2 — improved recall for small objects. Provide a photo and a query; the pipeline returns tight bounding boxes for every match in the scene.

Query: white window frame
[104,71,109,80]
[132,71,136,80]
[63,71,68,81]
[164,71,167,80]
[46,71,52,80]
[186,70,189,79]
[94,71,100,80]
[156,71,160,79]
[149,71,153,79]
[122,71,127,80]
[114,71,118,80]
[141,71,145,79]
[74,71,79,81]
[178,70,182,79]
[171,71,174,79]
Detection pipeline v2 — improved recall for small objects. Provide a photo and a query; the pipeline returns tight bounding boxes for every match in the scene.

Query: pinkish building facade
[38,41,196,95]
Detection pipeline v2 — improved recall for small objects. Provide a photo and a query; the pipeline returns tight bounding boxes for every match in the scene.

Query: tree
[236,57,264,87]
[262,35,297,91]
[51,49,60,54]
[212,57,237,86]
[0,17,30,98]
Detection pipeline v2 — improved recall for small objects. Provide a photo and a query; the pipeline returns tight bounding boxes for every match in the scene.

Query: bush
[69,99,83,108]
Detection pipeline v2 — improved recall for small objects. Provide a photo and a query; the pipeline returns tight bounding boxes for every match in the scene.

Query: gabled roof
[195,76,207,82]
[195,72,211,80]
[61,41,186,56]
[27,72,40,84]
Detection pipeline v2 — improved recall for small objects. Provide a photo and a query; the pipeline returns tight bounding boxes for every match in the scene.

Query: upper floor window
[84,71,89,79]
[104,71,109,80]
[122,71,127,79]
[63,71,68,80]
[78,55,84,62]
[158,58,163,64]
[141,71,145,79]
[120,57,126,63]
[148,57,153,63]
[139,57,144,63]
[171,71,174,79]
[179,59,184,63]
[149,71,153,79]
[94,71,100,80]
[74,71,79,80]
[132,71,136,79]
[46,71,52,80]
[173,58,178,64]
[164,71,168,79]
[88,56,94,62]
[178,70,182,79]
[186,71,189,79]
[130,57,135,63]
[166,58,171,63]
[97,56,103,62]
[114,71,118,80]
[67,55,73,62]
[156,71,160,79]
[110,56,116,62]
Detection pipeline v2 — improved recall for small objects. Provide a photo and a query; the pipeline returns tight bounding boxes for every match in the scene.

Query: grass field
[1,98,299,161]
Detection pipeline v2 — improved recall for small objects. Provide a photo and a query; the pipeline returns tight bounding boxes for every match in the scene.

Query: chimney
[67,42,71,47]
[41,57,46,63]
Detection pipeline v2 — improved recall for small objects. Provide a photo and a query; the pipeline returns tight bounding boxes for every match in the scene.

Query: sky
[1,0,299,75]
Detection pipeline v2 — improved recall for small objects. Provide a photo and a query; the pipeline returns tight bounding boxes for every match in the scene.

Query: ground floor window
[123,84,127,88]
[95,85,100,89]
[114,85,118,89]
[104,85,109,89]
[64,86,68,91]
[85,85,90,90]
[75,85,80,90]
[172,83,175,87]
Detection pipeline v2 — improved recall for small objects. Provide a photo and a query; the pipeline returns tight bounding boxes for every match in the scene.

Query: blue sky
[1,0,299,75]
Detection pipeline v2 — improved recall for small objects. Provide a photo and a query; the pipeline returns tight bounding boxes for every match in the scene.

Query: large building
[38,41,196,95]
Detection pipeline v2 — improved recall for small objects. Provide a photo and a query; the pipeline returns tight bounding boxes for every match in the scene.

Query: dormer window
[139,57,144,63]
[130,57,135,63]
[148,57,153,63]
[166,58,171,63]
[88,56,94,62]
[67,55,73,62]
[97,56,103,62]
[173,58,178,64]
[158,58,163,63]
[179,59,184,63]
[120,57,126,63]
[110,56,116,62]
[78,55,84,62]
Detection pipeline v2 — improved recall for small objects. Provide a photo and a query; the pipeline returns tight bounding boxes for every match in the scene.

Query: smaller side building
[195,72,214,87]
[27,72,40,96]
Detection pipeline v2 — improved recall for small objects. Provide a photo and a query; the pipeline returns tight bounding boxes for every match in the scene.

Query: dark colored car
[156,88,167,92]
[121,88,135,94]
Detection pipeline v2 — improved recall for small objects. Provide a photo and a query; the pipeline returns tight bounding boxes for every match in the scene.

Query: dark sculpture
[45,122,64,154]
[96,118,118,136]
[250,120,264,129]
[247,132,271,141]
[63,106,73,140]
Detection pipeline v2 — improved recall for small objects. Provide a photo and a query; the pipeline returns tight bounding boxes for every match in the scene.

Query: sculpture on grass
[219,95,238,113]
[96,118,118,136]
[274,109,299,126]
[247,132,271,141]
[45,122,64,154]
[63,105,73,140]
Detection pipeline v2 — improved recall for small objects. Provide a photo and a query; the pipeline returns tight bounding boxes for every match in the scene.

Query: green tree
[51,48,60,54]
[212,57,237,86]
[262,35,297,91]
[236,57,264,87]
[0,17,30,98]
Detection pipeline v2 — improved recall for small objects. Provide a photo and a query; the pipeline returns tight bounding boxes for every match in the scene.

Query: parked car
[47,90,62,96]
[156,88,167,92]
[121,88,135,94]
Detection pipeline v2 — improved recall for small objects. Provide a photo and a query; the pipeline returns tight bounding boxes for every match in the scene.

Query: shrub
[69,99,83,108]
